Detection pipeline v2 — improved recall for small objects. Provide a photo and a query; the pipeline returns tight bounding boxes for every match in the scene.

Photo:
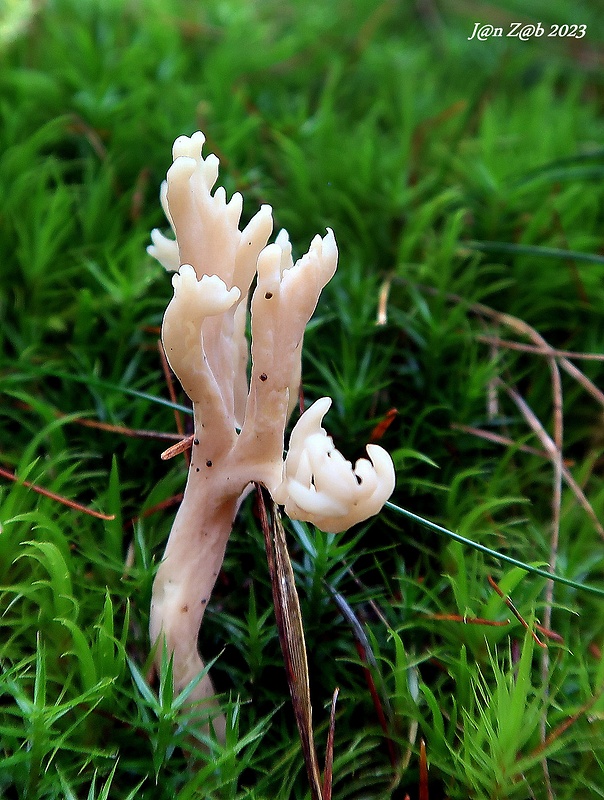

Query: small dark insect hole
[260,373,268,381]
[265,292,273,299]
[206,460,213,467]
[193,438,199,445]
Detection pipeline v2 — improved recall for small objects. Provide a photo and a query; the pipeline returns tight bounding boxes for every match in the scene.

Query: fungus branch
[147,132,395,737]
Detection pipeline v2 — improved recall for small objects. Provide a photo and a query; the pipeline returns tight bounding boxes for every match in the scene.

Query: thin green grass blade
[3,367,192,414]
[386,501,604,598]
[463,240,604,266]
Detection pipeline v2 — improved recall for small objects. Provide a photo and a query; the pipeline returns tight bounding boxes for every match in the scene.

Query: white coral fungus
[275,397,395,533]
[147,131,395,738]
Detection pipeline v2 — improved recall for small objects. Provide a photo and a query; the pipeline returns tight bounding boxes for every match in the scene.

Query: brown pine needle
[487,576,546,647]
[67,115,107,160]
[476,335,604,362]
[531,692,603,757]
[451,422,574,464]
[14,400,184,442]
[130,166,150,221]
[419,739,429,800]
[535,623,564,645]
[370,408,398,442]
[423,613,510,627]
[125,493,184,529]
[161,435,194,461]
[0,465,115,520]
[76,418,182,441]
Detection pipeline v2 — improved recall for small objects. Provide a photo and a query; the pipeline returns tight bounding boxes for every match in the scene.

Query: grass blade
[386,501,604,598]
[463,240,604,266]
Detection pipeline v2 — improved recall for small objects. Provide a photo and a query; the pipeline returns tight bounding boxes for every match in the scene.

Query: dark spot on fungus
[181,605,189,613]
[260,373,268,381]
[196,467,200,472]
[206,460,213,467]
[356,474,363,485]
[194,438,199,445]
[265,291,273,299]
[201,598,208,604]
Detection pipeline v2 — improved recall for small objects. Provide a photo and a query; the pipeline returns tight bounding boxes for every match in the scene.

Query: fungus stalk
[148,132,395,737]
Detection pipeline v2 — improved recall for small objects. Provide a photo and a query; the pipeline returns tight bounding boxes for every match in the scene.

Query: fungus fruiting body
[148,132,395,737]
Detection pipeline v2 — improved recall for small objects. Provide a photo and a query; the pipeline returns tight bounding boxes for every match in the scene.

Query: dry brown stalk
[450,422,570,463]
[558,356,604,408]
[499,380,604,541]
[476,335,604,361]
[376,277,392,325]
[487,576,546,648]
